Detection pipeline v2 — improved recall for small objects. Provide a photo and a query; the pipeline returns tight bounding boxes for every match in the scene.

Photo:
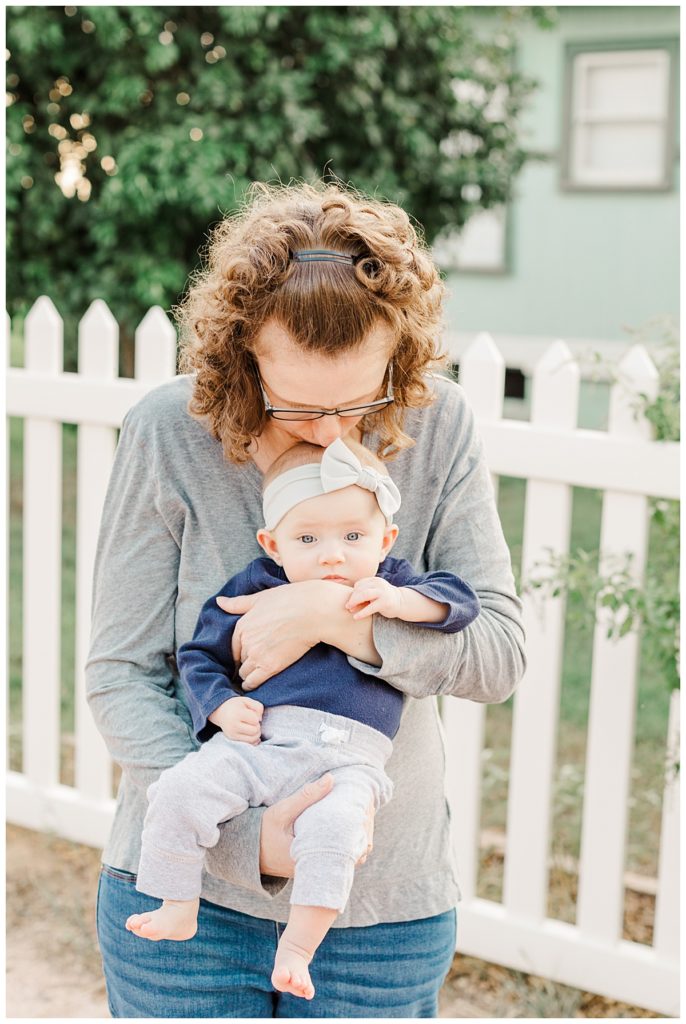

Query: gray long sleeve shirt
[85,371,525,927]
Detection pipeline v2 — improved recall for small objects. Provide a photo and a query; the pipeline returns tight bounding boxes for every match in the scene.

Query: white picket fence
[5,297,680,1015]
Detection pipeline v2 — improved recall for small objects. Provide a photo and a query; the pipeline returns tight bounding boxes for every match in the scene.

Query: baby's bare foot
[271,941,315,1000]
[125,898,199,941]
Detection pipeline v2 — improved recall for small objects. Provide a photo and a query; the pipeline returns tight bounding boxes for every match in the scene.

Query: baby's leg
[272,764,392,998]
[128,735,262,941]
[272,905,337,1000]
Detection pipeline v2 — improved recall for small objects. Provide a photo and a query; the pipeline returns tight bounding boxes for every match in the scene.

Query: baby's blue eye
[345,532,361,541]
[299,535,316,544]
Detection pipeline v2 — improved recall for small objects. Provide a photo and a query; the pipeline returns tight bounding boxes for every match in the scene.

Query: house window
[564,46,674,190]
[432,205,507,273]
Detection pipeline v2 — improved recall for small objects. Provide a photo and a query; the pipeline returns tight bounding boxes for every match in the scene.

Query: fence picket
[577,345,659,943]
[135,306,178,382]
[75,301,119,799]
[504,341,579,920]
[653,689,680,959]
[457,331,505,501]
[443,333,505,900]
[5,312,11,769]
[22,297,63,788]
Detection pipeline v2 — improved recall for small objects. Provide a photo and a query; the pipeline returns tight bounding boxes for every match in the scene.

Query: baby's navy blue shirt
[177,556,480,742]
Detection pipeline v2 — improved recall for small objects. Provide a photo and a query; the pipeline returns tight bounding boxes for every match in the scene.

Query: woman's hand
[259,773,376,878]
[217,580,324,690]
[218,579,380,690]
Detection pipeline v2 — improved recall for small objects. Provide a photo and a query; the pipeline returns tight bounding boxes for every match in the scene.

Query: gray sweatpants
[136,705,394,912]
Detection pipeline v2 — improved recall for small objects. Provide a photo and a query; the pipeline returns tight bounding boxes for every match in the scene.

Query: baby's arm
[345,562,480,632]
[177,565,264,742]
[346,578,448,623]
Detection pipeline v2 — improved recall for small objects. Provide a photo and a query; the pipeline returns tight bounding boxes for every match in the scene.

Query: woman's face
[253,318,395,449]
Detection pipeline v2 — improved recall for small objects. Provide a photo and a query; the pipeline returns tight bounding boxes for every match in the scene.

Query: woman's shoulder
[386,372,482,496]
[404,372,475,447]
[424,371,470,416]
[124,373,194,427]
[122,374,210,452]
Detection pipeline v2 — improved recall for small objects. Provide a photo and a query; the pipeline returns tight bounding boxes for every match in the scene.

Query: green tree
[6,5,547,366]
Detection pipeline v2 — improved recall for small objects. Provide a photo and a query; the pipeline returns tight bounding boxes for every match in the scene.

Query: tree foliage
[6,5,545,361]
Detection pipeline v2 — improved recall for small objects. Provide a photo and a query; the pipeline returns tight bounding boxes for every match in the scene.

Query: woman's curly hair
[175,179,449,464]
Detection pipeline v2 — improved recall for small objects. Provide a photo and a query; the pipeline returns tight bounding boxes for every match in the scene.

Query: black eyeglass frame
[259,363,395,421]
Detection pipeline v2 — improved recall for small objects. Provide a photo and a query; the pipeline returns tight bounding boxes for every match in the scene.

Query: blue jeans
[96,865,457,1018]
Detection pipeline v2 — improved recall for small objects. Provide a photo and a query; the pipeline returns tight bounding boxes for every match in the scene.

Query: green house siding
[444,7,679,343]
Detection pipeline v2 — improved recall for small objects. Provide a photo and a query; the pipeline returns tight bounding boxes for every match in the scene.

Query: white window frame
[563,44,675,191]
[432,206,508,274]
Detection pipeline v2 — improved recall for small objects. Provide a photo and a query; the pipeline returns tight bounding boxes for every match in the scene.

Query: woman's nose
[309,415,345,446]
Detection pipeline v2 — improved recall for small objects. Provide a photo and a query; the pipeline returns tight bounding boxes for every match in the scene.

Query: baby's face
[258,485,397,586]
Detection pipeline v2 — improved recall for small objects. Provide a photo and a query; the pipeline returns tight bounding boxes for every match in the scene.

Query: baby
[125,437,480,1000]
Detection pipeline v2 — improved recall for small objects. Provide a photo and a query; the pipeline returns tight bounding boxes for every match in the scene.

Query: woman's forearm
[86,670,197,793]
[317,584,382,666]
[349,601,525,702]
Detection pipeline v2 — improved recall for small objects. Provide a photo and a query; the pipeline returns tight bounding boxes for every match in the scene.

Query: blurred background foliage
[6,5,551,368]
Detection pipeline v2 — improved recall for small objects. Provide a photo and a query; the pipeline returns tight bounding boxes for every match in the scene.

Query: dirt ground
[5,825,664,1019]
[6,825,109,1019]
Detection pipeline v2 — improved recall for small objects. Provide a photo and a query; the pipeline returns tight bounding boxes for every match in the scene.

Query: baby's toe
[295,975,311,995]
[299,976,315,999]
[272,966,290,988]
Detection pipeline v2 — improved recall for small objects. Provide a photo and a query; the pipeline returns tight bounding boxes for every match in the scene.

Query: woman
[86,180,524,1018]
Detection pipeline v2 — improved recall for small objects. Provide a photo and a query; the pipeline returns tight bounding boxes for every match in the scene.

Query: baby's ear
[256,528,281,564]
[382,523,399,556]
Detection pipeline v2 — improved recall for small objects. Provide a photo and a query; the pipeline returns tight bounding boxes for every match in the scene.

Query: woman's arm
[347,390,525,703]
[218,580,381,693]
[85,409,196,792]
[228,391,523,704]
[216,384,523,705]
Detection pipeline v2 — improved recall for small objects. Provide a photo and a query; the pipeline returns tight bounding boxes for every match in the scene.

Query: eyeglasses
[259,364,394,422]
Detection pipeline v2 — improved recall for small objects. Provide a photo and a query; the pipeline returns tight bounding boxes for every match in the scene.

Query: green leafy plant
[7,6,550,366]
[523,317,680,693]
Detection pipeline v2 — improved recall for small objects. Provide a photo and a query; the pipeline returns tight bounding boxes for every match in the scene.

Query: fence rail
[6,298,680,1015]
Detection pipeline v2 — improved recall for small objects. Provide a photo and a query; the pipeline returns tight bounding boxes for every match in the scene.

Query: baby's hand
[208,696,264,745]
[345,577,404,620]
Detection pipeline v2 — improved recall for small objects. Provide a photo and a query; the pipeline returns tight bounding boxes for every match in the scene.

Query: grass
[442,949,663,1018]
[7,361,675,931]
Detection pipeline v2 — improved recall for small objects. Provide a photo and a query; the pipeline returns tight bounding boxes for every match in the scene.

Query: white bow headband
[263,438,401,530]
